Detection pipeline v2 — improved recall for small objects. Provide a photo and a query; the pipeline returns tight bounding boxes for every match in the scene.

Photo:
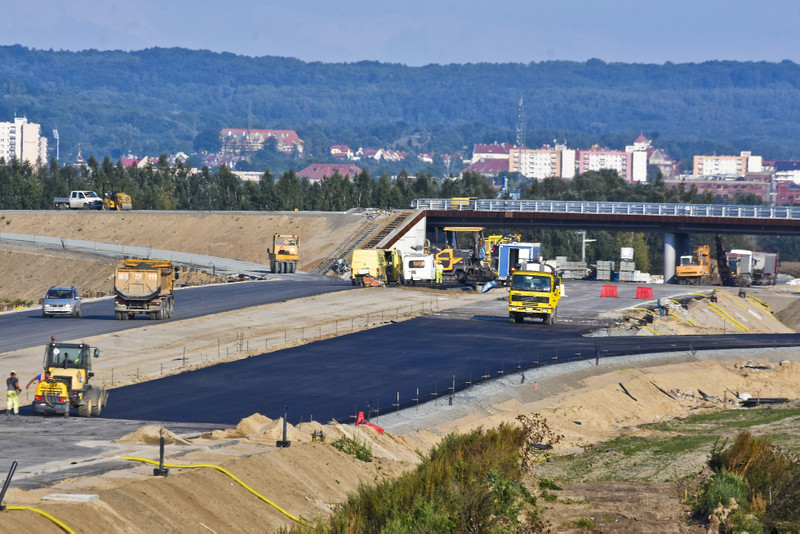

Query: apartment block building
[509,144,576,179]
[576,145,647,183]
[692,151,762,177]
[0,117,48,165]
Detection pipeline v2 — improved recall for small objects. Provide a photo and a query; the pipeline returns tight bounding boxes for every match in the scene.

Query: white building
[0,117,48,166]
[509,144,576,179]
[692,151,762,177]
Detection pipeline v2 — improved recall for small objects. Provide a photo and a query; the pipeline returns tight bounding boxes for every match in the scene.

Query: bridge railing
[410,198,800,220]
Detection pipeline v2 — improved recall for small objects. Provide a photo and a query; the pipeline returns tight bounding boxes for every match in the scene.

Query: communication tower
[515,96,526,148]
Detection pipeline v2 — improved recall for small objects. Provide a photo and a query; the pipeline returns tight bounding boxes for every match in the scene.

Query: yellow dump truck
[350,249,403,286]
[508,270,562,325]
[114,258,177,320]
[32,340,107,417]
[269,234,299,273]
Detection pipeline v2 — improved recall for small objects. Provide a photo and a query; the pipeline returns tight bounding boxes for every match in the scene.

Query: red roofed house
[330,145,353,160]
[220,128,304,155]
[461,157,509,178]
[297,163,362,183]
[471,143,513,162]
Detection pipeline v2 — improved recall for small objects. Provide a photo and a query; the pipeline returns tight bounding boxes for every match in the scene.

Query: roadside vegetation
[285,415,562,533]
[282,406,800,532]
[696,430,800,532]
[530,404,800,531]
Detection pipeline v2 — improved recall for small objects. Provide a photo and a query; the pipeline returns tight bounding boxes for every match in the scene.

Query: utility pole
[576,230,597,263]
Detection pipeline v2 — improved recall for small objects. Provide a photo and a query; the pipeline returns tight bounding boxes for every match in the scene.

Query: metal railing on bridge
[410,198,800,220]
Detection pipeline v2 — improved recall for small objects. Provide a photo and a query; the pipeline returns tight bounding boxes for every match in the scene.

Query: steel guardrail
[410,198,800,220]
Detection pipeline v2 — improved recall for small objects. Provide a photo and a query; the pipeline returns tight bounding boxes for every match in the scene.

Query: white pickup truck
[54,190,103,210]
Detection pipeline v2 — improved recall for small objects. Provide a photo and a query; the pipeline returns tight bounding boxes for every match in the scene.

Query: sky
[3,1,799,66]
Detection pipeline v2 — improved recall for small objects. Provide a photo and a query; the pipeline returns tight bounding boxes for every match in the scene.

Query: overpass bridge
[408,198,800,281]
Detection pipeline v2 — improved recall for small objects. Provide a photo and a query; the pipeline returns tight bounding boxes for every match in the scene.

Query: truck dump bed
[114,259,174,301]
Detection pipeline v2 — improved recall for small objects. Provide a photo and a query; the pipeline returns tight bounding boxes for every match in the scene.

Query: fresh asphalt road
[0,276,352,352]
[94,313,800,426]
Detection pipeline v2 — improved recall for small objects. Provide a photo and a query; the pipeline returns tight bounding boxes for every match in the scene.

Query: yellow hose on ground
[122,457,308,526]
[707,305,747,332]
[634,307,656,315]
[4,505,75,533]
[639,325,659,335]
[747,295,770,311]
[667,313,697,327]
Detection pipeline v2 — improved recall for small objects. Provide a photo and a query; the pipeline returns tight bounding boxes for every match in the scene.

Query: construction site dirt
[2,210,800,533]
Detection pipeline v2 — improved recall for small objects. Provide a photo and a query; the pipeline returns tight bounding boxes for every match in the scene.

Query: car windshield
[85,192,99,198]
[511,275,551,292]
[46,289,73,299]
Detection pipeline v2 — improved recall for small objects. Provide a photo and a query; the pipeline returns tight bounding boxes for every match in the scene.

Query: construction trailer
[495,242,541,283]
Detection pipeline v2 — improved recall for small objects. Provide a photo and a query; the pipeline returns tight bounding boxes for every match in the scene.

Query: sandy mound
[606,289,794,336]
[115,425,192,445]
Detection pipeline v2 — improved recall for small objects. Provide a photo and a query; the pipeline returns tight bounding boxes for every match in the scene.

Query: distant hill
[2,45,800,166]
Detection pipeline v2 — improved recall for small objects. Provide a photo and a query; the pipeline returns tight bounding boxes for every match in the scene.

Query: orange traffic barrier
[635,286,654,299]
[600,285,619,297]
[355,411,385,433]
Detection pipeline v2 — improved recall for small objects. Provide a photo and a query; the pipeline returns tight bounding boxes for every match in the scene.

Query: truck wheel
[290,261,296,273]
[78,399,91,417]
[102,202,109,211]
[83,203,91,210]
[154,310,163,320]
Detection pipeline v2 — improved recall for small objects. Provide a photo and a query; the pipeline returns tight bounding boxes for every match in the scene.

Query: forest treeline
[2,46,800,168]
[10,155,797,269]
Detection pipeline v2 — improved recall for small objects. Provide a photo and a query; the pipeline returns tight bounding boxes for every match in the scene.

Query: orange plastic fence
[600,285,619,297]
[635,286,654,299]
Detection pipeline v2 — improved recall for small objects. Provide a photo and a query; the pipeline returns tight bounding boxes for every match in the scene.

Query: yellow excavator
[675,245,714,285]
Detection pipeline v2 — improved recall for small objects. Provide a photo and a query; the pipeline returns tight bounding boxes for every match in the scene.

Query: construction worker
[26,370,51,389]
[6,370,21,415]
[435,260,444,284]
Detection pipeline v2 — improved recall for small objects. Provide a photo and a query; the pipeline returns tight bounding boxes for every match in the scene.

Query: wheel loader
[32,340,107,417]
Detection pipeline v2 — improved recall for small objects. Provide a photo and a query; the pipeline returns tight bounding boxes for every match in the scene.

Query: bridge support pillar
[675,233,691,257]
[664,233,677,283]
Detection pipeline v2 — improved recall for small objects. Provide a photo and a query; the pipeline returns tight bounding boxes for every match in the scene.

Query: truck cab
[508,270,562,325]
